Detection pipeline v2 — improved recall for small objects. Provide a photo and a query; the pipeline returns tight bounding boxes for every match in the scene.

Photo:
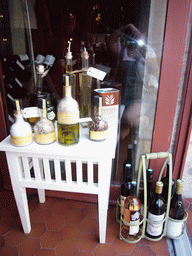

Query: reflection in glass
[4,0,167,184]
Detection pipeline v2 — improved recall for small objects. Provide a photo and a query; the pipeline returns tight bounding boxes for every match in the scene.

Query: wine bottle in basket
[120,163,132,217]
[121,180,141,241]
[161,162,176,203]
[166,179,185,238]
[145,181,166,239]
[139,168,154,217]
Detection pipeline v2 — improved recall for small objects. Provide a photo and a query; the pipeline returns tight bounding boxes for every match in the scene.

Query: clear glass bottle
[34,98,56,145]
[10,99,33,146]
[166,179,185,238]
[145,181,166,239]
[65,40,76,99]
[57,74,79,146]
[79,47,92,118]
[121,180,141,241]
[89,95,108,141]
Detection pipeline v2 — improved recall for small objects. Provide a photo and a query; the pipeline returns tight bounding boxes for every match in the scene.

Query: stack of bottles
[117,150,188,243]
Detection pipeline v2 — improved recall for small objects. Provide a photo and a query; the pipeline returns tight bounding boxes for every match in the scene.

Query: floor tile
[93,243,117,256]
[27,221,47,238]
[82,204,98,220]
[67,200,87,210]
[50,200,71,216]
[39,196,56,209]
[0,245,18,256]
[36,248,56,256]
[46,215,66,231]
[64,208,84,224]
[60,223,81,240]
[55,239,79,256]
[40,230,62,249]
[149,238,169,256]
[0,217,12,235]
[32,207,52,222]
[112,236,135,254]
[4,228,26,246]
[18,237,41,256]
[0,234,4,248]
[132,245,156,256]
[76,233,98,251]
[76,252,94,256]
[79,217,99,233]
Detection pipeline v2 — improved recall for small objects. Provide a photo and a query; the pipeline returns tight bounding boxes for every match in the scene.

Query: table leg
[6,152,31,234]
[98,159,112,243]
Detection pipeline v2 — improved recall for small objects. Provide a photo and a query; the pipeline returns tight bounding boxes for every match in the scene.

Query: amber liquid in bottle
[121,181,141,241]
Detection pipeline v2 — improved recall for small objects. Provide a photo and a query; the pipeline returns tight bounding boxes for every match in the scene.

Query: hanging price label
[87,67,107,81]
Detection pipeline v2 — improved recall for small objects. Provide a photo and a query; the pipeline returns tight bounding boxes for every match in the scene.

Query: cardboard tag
[87,67,107,81]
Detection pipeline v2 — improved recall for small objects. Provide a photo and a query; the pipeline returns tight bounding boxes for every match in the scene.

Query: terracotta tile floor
[0,188,191,256]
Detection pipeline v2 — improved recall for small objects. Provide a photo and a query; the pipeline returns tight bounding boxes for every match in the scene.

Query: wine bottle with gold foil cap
[145,181,166,239]
[57,74,79,145]
[166,179,185,238]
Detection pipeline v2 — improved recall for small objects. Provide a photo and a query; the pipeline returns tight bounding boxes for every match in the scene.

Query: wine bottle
[89,96,108,141]
[161,162,176,203]
[166,179,185,238]
[57,74,80,146]
[145,181,166,239]
[10,99,33,147]
[120,163,132,216]
[79,47,92,118]
[34,98,56,145]
[46,93,56,122]
[139,168,154,217]
[121,180,141,241]
[123,144,132,170]
[65,40,76,99]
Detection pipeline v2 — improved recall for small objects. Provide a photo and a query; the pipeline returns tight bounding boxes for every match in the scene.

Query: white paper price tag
[87,67,107,81]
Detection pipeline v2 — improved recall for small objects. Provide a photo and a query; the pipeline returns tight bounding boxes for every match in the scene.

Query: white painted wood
[6,152,31,233]
[54,159,61,182]
[87,160,94,186]
[65,159,72,183]
[22,157,31,180]
[0,126,118,243]
[76,160,83,185]
[43,158,51,181]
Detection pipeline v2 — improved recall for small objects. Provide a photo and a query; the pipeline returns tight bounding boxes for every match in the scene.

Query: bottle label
[146,212,165,236]
[120,195,126,215]
[89,130,108,141]
[124,209,140,235]
[35,132,56,144]
[11,133,33,146]
[166,219,184,238]
[47,111,55,121]
[57,111,79,124]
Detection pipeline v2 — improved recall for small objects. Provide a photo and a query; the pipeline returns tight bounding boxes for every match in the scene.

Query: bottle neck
[66,57,73,72]
[82,57,89,70]
[94,105,102,118]
[64,85,72,98]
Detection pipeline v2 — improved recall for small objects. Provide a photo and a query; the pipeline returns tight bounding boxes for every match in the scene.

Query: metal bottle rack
[116,152,188,243]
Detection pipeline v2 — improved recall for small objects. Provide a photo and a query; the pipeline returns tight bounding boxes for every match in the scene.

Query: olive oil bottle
[57,75,79,146]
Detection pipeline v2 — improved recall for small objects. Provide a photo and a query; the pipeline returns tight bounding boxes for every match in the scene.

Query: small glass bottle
[65,40,76,99]
[166,179,185,238]
[10,99,33,146]
[79,47,92,118]
[46,93,56,122]
[34,98,56,145]
[121,180,141,241]
[89,95,108,141]
[57,74,80,146]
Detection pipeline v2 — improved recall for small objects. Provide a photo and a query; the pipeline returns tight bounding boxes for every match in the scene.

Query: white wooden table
[0,126,117,243]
